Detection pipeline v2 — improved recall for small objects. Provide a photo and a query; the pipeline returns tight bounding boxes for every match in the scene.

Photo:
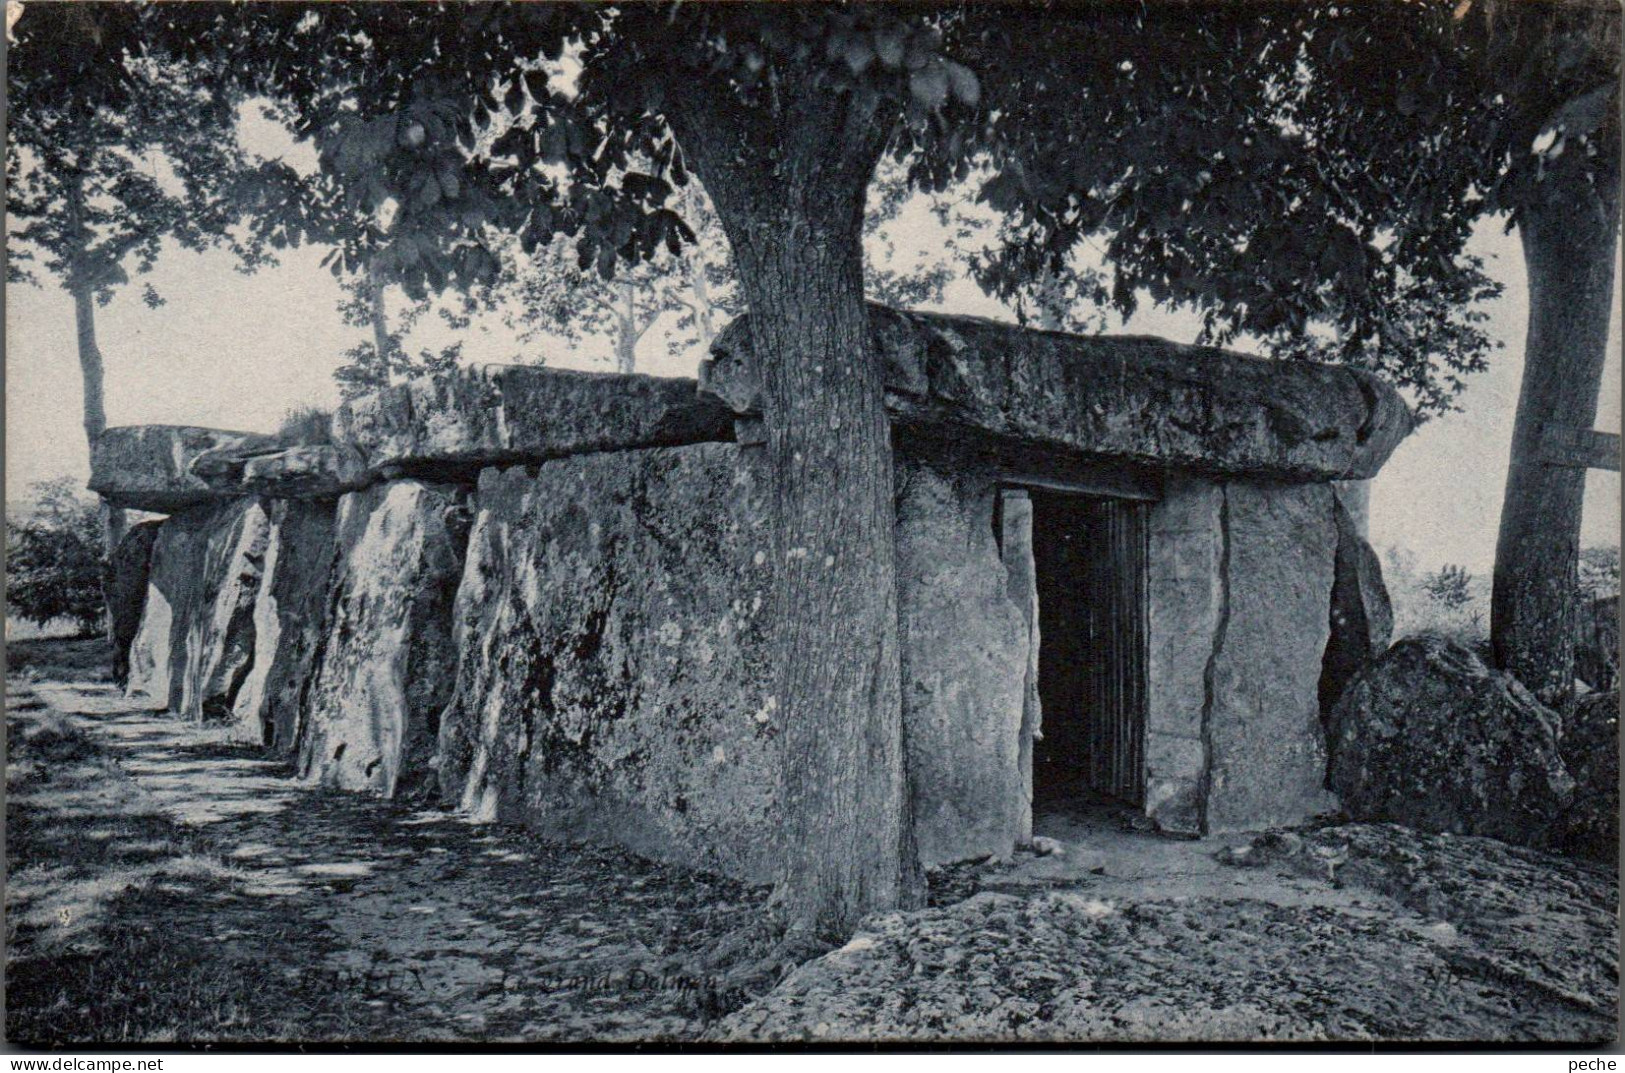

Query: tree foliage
[6,5,284,304]
[5,479,107,635]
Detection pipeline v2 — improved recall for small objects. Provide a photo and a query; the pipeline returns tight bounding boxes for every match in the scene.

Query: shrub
[1423,564,1475,610]
[277,405,334,446]
[5,478,105,635]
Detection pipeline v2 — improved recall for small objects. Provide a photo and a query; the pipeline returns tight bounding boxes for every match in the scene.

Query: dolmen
[94,304,1410,880]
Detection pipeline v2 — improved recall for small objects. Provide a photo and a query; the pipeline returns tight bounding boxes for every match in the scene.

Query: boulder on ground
[701,304,1412,481]
[1555,691,1619,862]
[297,480,469,799]
[231,499,338,752]
[331,365,735,479]
[91,426,280,513]
[1328,637,1575,848]
[124,499,271,721]
[1319,491,1395,726]
[105,520,163,685]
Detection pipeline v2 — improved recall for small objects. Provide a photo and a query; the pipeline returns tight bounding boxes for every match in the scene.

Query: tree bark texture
[66,170,126,558]
[666,72,921,941]
[1492,144,1621,709]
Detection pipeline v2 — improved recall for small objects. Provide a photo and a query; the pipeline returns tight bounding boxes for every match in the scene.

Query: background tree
[7,4,284,556]
[944,0,1617,705]
[5,478,107,637]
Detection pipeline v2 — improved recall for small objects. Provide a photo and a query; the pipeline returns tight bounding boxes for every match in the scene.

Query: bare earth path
[6,670,765,1045]
[7,649,1618,1046]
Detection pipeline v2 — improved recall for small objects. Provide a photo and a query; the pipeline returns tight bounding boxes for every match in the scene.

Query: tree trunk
[368,263,394,376]
[71,282,126,554]
[1492,148,1621,709]
[614,284,638,374]
[65,168,126,560]
[667,74,921,942]
[683,252,718,355]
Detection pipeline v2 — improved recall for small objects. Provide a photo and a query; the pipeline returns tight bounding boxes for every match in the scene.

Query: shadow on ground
[6,676,768,1045]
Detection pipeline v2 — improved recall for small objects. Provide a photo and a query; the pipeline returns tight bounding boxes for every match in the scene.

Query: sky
[4,172,1619,575]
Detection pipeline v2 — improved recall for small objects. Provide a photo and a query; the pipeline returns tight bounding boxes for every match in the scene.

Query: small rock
[1030,836,1066,857]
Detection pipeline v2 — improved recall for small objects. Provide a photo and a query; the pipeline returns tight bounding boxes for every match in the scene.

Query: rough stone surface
[176,501,271,724]
[1329,637,1576,848]
[702,305,1412,481]
[124,499,271,721]
[332,365,735,479]
[1144,475,1223,835]
[91,426,280,513]
[1575,595,1619,693]
[1320,489,1395,726]
[231,499,338,752]
[105,520,163,685]
[717,822,1615,1042]
[897,463,1027,865]
[1206,481,1340,831]
[298,480,469,799]
[193,442,369,501]
[1556,691,1619,862]
[437,445,781,882]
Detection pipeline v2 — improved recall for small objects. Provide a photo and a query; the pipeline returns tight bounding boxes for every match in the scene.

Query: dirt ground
[5,674,768,1045]
[6,648,1619,1046]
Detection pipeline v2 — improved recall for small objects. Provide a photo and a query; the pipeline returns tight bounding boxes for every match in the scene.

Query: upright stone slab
[1206,481,1340,831]
[125,499,270,719]
[297,480,469,798]
[231,499,338,751]
[897,463,1028,865]
[106,520,163,685]
[998,490,1042,845]
[1144,475,1224,835]
[1319,489,1394,733]
[437,445,780,881]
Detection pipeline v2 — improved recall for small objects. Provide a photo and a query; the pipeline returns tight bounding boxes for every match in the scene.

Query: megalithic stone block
[192,442,369,501]
[124,498,271,721]
[700,304,1414,482]
[297,480,470,799]
[91,426,282,513]
[331,364,737,480]
[106,519,164,685]
[231,498,338,752]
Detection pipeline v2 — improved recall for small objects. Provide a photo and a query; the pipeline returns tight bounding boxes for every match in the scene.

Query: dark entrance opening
[1029,490,1149,815]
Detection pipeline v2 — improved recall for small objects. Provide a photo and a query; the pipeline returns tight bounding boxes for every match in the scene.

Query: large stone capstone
[193,442,369,501]
[91,426,281,513]
[231,499,338,752]
[1328,637,1576,848]
[124,498,271,721]
[701,304,1413,482]
[297,480,469,799]
[331,365,736,480]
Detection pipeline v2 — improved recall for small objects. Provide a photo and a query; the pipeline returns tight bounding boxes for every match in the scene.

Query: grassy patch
[6,635,116,683]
